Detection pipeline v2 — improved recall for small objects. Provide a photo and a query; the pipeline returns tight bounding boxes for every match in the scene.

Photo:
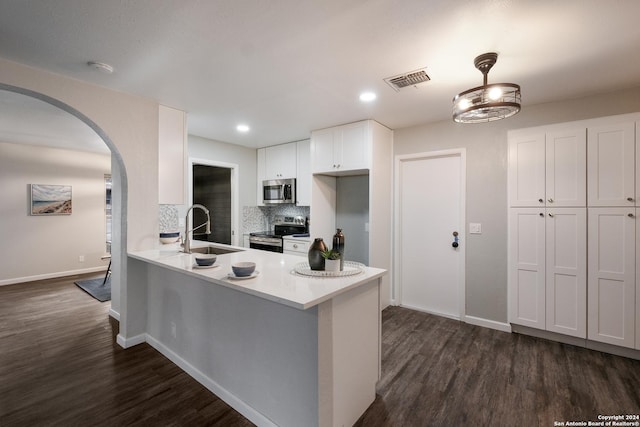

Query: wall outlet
[171,322,177,338]
[78,255,85,262]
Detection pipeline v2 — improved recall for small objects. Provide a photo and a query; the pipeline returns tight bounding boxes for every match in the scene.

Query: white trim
[116,333,146,349]
[108,308,120,321]
[188,157,240,247]
[0,266,108,286]
[400,303,462,321]
[464,315,512,333]
[145,335,277,427]
[393,148,467,319]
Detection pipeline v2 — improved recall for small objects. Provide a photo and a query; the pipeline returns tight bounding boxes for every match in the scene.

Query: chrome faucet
[183,204,211,253]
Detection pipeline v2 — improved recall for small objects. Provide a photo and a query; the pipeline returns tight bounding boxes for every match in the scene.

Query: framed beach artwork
[30,184,72,215]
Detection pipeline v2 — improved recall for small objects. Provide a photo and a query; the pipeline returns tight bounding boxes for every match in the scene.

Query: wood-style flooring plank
[2,276,639,426]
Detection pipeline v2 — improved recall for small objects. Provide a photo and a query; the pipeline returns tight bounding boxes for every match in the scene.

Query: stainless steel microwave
[263,178,296,204]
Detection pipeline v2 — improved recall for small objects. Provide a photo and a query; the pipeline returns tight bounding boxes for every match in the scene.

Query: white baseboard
[108,308,120,321]
[0,266,108,286]
[464,315,512,333]
[116,333,146,349]
[145,335,277,427]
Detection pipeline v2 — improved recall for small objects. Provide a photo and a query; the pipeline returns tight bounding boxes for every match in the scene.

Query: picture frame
[30,184,72,215]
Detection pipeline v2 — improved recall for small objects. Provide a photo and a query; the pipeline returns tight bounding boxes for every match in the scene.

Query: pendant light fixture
[452,52,521,123]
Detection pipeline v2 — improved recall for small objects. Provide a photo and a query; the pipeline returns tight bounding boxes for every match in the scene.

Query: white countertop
[128,242,386,310]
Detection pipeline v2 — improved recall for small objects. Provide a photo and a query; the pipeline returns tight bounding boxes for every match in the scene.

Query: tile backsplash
[159,205,180,233]
[242,205,310,234]
[160,204,309,236]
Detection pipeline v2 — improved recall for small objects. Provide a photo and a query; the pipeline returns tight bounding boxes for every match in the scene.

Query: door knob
[452,231,459,248]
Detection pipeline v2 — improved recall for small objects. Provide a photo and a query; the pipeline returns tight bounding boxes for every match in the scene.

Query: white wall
[0,142,111,284]
[0,57,159,333]
[188,135,257,210]
[394,86,640,324]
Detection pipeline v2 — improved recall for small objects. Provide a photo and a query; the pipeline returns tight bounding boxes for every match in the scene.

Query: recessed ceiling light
[87,61,114,74]
[236,124,250,133]
[359,92,377,102]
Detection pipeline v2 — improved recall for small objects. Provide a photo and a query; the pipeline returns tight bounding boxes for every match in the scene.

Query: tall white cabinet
[508,127,587,338]
[310,120,393,308]
[508,113,640,351]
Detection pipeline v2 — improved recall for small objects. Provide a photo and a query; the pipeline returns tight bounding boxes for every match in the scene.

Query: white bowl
[232,262,256,277]
[195,254,217,266]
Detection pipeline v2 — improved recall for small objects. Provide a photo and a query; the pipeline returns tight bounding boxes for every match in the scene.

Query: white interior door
[395,150,465,319]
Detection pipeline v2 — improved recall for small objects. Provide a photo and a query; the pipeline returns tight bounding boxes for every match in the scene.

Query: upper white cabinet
[296,139,311,206]
[311,121,370,174]
[587,121,636,206]
[158,105,187,205]
[587,207,636,348]
[264,142,297,180]
[508,128,586,207]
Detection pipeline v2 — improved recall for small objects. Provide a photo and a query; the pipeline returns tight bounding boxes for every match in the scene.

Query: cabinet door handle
[538,198,544,203]
[627,197,634,202]
[547,198,554,203]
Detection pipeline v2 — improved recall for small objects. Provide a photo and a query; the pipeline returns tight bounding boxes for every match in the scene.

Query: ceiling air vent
[384,68,431,91]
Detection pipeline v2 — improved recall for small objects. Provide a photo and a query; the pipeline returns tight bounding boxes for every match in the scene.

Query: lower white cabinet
[509,208,587,338]
[509,208,546,329]
[545,208,587,338]
[283,237,309,257]
[587,207,636,348]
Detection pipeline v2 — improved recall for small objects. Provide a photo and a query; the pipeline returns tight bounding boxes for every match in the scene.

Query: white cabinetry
[508,208,546,329]
[283,237,310,256]
[311,121,370,174]
[509,112,640,352]
[508,207,586,337]
[256,148,266,206]
[508,128,586,207]
[158,105,187,205]
[264,142,297,180]
[587,121,635,207]
[545,208,587,337]
[296,139,311,206]
[587,208,636,348]
[310,120,393,308]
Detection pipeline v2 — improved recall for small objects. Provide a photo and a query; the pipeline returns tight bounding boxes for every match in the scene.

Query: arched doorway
[0,83,128,319]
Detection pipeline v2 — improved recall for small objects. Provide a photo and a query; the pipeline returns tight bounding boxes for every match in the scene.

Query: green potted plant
[321,249,341,272]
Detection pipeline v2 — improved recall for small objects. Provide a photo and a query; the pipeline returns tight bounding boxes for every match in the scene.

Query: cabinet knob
[547,198,554,203]
[293,244,298,249]
[538,198,544,203]
[539,213,544,217]
[627,197,634,202]
[628,213,635,218]
[548,213,554,217]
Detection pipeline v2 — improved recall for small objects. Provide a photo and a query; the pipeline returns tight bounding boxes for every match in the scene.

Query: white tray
[293,261,364,277]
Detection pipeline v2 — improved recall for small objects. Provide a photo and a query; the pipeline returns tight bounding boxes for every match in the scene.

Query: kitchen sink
[187,245,244,255]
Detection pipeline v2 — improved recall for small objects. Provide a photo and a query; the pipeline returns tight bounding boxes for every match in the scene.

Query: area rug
[74,277,111,302]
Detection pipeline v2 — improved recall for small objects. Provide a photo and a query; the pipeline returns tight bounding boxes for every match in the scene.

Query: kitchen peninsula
[126,243,386,427]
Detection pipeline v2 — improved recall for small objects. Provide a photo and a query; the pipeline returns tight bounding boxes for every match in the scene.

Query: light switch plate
[469,223,482,234]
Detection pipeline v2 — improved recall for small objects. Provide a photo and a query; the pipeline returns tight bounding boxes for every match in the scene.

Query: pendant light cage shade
[452,53,521,123]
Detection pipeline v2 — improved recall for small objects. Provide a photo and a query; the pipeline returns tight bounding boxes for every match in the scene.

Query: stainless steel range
[249,216,307,253]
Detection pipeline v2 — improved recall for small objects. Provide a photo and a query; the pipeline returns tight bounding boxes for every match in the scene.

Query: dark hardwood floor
[1,275,639,426]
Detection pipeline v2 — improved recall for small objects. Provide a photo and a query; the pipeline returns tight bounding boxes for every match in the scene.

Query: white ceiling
[1,0,640,151]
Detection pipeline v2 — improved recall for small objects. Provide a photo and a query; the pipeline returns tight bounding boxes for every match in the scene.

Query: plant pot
[325,259,340,272]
